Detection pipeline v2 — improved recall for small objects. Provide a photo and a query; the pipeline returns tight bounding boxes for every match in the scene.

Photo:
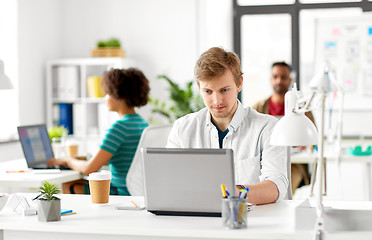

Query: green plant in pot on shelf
[36,181,61,222]
[97,38,121,48]
[149,75,205,123]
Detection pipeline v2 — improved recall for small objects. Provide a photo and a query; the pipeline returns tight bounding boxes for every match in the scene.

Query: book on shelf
[59,103,73,134]
[73,103,84,137]
[87,76,105,98]
[56,66,80,99]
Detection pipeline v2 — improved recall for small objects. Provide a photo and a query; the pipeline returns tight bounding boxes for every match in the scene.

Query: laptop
[141,148,235,217]
[17,124,69,170]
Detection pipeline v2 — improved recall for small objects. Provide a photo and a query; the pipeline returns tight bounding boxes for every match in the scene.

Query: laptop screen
[17,124,54,168]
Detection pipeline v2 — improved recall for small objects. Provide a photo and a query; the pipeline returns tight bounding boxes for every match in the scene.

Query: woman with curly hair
[48,68,150,195]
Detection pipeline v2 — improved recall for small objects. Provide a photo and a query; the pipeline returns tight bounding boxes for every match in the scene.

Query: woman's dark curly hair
[102,68,150,108]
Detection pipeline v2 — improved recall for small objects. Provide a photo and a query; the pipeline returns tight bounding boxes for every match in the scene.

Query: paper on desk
[115,201,145,210]
[32,169,61,174]
[247,203,255,211]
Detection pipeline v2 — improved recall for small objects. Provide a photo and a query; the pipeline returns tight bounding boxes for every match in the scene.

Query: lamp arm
[293,92,316,114]
[313,92,326,240]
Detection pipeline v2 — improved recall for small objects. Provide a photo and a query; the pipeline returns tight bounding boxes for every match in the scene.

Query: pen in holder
[221,197,247,229]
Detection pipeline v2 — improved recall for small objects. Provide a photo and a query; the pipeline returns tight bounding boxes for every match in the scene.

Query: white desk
[0,193,298,240]
[291,151,372,201]
[1,194,372,240]
[291,151,372,164]
[0,159,83,192]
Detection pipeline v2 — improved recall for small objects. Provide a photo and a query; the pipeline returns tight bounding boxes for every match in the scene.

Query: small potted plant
[47,125,68,142]
[91,38,125,57]
[36,181,61,222]
[48,126,68,158]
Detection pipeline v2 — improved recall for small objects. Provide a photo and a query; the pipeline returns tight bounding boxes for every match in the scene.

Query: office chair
[126,124,173,196]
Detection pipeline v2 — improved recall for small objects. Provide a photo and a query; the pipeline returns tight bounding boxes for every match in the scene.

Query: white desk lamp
[271,64,372,239]
[0,60,13,89]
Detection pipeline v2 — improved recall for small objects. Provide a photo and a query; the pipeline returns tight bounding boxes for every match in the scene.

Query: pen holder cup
[221,197,247,229]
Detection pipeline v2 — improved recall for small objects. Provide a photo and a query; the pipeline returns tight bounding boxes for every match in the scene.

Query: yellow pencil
[221,184,227,198]
[131,200,138,208]
[62,212,76,216]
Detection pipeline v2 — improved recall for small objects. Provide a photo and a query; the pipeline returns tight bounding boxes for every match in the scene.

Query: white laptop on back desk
[141,148,235,217]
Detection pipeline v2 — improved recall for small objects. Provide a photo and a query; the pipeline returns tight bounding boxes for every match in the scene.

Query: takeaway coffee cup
[66,144,79,157]
[88,171,111,204]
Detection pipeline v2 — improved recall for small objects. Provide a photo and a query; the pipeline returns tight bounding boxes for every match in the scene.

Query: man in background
[252,61,315,194]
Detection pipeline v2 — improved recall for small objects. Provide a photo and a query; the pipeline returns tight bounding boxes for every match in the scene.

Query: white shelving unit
[45,57,137,155]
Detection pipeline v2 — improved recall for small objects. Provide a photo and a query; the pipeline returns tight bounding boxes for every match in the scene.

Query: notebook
[141,148,235,217]
[17,124,70,170]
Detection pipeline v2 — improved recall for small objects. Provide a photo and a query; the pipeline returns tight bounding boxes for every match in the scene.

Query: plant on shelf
[149,75,204,123]
[47,125,68,142]
[96,38,121,48]
[105,38,121,48]
[92,38,125,57]
[36,181,61,222]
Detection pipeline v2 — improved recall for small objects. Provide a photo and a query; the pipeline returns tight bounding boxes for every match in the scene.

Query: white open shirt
[166,101,289,201]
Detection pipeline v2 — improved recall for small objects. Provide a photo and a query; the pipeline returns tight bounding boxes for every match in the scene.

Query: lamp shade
[270,113,318,146]
[0,60,13,90]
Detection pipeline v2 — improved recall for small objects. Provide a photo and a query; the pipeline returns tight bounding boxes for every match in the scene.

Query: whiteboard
[310,14,372,137]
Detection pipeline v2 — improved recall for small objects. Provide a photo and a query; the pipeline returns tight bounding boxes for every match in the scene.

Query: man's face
[270,65,292,95]
[199,70,243,121]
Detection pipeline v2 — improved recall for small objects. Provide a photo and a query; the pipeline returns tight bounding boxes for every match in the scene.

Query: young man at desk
[167,47,289,205]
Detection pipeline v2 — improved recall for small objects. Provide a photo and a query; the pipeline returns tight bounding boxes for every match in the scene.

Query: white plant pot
[37,199,61,222]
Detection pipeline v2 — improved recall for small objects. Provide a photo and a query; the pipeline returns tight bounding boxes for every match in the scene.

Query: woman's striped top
[100,114,148,195]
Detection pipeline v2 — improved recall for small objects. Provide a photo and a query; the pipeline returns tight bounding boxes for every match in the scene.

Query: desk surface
[0,159,82,189]
[2,194,372,240]
[0,194,298,240]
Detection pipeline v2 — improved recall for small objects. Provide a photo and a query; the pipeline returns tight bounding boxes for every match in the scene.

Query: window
[299,8,362,90]
[233,0,372,91]
[238,0,295,5]
[241,14,291,106]
[0,1,19,142]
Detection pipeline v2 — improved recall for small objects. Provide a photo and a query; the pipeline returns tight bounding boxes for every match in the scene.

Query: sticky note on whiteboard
[369,27,372,36]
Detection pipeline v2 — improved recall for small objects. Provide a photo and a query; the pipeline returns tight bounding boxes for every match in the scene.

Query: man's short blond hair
[194,47,243,85]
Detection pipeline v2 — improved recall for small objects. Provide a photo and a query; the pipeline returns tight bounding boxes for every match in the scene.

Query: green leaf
[97,41,106,48]
[47,126,68,142]
[105,38,121,48]
[149,75,205,123]
[39,181,60,201]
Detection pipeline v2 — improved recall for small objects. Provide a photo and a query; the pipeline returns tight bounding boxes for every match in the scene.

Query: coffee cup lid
[87,170,111,180]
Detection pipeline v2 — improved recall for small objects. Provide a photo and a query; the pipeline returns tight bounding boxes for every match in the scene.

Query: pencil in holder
[221,197,247,229]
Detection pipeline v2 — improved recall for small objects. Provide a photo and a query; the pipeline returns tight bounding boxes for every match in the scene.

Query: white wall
[58,0,199,120]
[15,0,232,123]
[60,0,198,83]
[17,0,62,125]
[1,0,232,161]
[198,0,233,53]
[0,0,19,140]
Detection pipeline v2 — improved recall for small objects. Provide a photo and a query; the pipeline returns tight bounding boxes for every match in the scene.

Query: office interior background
[1,0,372,199]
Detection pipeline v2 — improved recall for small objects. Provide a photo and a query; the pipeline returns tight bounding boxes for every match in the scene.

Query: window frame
[233,0,372,89]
